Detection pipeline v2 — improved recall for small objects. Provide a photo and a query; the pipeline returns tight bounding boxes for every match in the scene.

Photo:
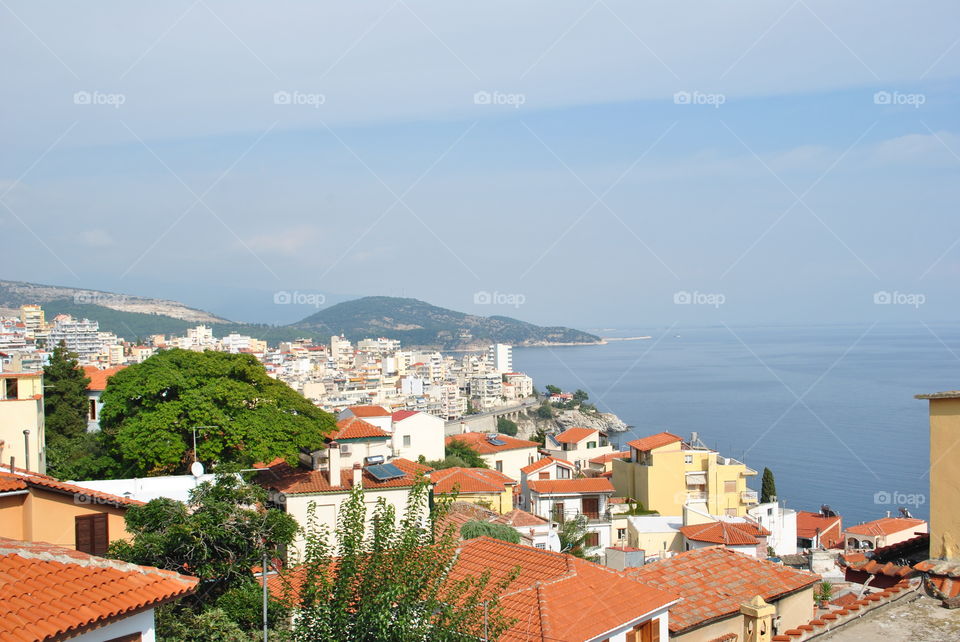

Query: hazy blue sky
[1,1,958,329]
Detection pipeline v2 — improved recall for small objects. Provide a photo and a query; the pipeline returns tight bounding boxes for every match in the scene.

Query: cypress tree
[44,341,91,441]
[760,467,777,503]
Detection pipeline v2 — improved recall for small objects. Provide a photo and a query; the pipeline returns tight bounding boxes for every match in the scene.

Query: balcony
[550,507,610,524]
[741,490,759,504]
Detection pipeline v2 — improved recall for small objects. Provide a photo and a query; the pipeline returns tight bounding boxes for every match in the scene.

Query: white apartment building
[487,344,513,374]
[503,372,533,398]
[469,373,503,410]
[46,315,106,363]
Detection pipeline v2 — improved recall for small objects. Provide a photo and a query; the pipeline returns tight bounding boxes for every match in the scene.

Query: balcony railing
[686,491,708,502]
[741,490,759,504]
[550,507,610,524]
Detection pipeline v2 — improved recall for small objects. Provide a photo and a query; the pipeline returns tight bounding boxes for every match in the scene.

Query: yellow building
[429,467,517,514]
[0,468,138,554]
[613,431,758,518]
[916,391,960,561]
[18,304,46,338]
[0,371,45,473]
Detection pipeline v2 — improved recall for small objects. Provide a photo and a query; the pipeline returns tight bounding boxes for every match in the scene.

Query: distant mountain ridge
[293,296,601,349]
[0,280,600,348]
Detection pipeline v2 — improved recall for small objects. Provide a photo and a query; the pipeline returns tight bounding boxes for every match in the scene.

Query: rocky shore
[515,407,630,440]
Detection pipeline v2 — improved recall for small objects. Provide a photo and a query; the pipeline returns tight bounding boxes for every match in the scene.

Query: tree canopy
[443,439,488,468]
[460,520,520,544]
[98,349,336,475]
[496,416,518,436]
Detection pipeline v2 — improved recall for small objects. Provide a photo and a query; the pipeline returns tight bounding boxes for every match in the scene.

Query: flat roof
[915,391,960,400]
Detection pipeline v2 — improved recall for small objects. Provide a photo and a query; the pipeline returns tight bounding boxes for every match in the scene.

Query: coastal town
[0,302,955,641]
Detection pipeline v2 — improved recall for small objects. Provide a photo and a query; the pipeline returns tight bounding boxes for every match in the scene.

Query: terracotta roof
[520,456,572,475]
[446,432,538,455]
[344,405,391,417]
[915,391,960,400]
[589,451,631,465]
[527,478,614,494]
[553,426,598,444]
[0,470,143,507]
[680,521,770,546]
[449,537,678,641]
[82,365,127,391]
[392,410,418,422]
[629,547,819,633]
[627,431,683,452]
[439,501,501,535]
[494,509,548,528]
[915,559,960,598]
[796,511,842,541]
[845,517,926,537]
[255,458,430,495]
[331,417,389,440]
[0,537,197,641]
[430,467,517,494]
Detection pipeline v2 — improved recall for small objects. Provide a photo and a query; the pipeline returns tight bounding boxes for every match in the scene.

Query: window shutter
[75,516,92,553]
[92,513,108,556]
[76,513,109,556]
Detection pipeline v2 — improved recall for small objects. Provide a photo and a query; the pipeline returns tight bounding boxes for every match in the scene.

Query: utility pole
[262,548,269,642]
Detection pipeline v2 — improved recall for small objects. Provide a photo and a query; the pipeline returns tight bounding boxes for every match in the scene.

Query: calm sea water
[513,323,960,525]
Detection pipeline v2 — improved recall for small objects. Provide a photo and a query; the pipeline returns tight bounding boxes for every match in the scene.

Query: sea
[512,322,959,526]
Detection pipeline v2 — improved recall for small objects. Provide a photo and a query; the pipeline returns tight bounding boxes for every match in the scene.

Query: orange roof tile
[0,470,143,507]
[527,478,614,494]
[331,417,390,440]
[627,431,683,452]
[0,537,197,641]
[439,501,501,535]
[553,426,598,444]
[344,405,391,417]
[844,517,926,537]
[679,521,770,546]
[392,410,418,422]
[589,451,631,464]
[796,511,842,539]
[629,547,818,633]
[255,458,430,495]
[520,456,573,475]
[430,467,517,494]
[446,432,538,455]
[494,509,548,528]
[82,365,127,391]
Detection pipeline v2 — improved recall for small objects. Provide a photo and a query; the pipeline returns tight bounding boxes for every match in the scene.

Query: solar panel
[487,437,507,446]
[366,463,405,481]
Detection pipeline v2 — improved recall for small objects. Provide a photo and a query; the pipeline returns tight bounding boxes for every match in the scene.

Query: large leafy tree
[98,349,335,475]
[282,481,517,641]
[109,473,297,632]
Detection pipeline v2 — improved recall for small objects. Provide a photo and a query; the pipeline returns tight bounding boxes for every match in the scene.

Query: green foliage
[444,439,488,468]
[465,399,478,415]
[283,480,518,641]
[622,500,659,516]
[572,389,589,403]
[815,581,833,604]
[496,416,518,436]
[424,454,469,470]
[761,467,777,504]
[155,605,250,642]
[46,431,122,480]
[536,402,554,419]
[98,349,335,476]
[43,341,90,441]
[558,514,590,558]
[460,520,521,544]
[545,385,562,396]
[108,473,298,618]
[531,426,547,448]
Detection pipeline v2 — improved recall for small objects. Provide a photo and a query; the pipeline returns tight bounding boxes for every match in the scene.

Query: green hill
[292,296,600,349]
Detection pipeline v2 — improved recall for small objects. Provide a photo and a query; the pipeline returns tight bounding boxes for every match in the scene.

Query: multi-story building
[486,343,512,374]
[546,426,615,471]
[18,305,45,339]
[612,431,759,518]
[469,372,503,410]
[446,432,539,482]
[916,390,960,561]
[503,372,533,398]
[46,315,104,363]
[0,371,45,473]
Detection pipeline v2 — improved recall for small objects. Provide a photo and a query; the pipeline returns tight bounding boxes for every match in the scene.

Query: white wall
[391,413,444,462]
[480,446,536,482]
[748,502,798,556]
[588,606,671,642]
[70,608,155,642]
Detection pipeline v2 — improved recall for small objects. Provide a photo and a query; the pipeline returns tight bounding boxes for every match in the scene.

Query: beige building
[0,371,45,473]
[446,432,539,482]
[613,431,758,518]
[843,516,928,551]
[546,426,615,471]
[916,391,960,561]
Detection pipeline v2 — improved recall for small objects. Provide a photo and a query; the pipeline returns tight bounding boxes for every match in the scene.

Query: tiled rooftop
[255,457,429,495]
[0,469,143,507]
[330,417,390,440]
[679,520,769,546]
[589,451,631,464]
[527,478,614,494]
[82,365,127,391]
[844,517,926,537]
[552,426,599,444]
[430,467,516,494]
[629,546,818,633]
[493,509,548,528]
[0,537,197,641]
[519,456,572,475]
[343,405,391,417]
[626,431,683,452]
[446,432,539,455]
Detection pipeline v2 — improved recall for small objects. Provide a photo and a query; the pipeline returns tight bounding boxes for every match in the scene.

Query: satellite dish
[190,461,205,477]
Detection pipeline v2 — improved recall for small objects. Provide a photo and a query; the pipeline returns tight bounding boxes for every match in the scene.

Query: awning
[685,472,707,485]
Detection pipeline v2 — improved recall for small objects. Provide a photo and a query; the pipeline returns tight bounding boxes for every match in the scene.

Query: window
[617,528,627,540]
[535,543,546,549]
[105,634,142,642]
[89,399,97,421]
[684,455,693,464]
[495,460,503,472]
[538,471,550,480]
[75,513,108,556]
[584,532,600,548]
[402,435,411,448]
[725,508,738,517]
[724,480,737,493]
[586,441,597,449]
[3,378,17,400]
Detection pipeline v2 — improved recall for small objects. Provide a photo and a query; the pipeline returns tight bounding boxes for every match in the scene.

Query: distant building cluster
[0,304,535,422]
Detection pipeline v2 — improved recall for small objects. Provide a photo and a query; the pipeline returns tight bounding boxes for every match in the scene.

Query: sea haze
[513,322,957,525]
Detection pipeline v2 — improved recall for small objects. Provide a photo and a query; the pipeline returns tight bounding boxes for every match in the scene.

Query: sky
[1,1,958,329]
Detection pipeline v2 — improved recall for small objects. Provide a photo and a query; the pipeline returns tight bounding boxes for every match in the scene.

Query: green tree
[558,514,590,559]
[760,467,777,503]
[465,399,478,415]
[444,439,488,468]
[531,426,547,448]
[43,342,92,477]
[109,472,298,620]
[496,416,518,436]
[536,402,554,419]
[424,454,469,470]
[572,389,589,403]
[545,385,562,396]
[283,480,517,641]
[98,349,335,476]
[460,520,520,544]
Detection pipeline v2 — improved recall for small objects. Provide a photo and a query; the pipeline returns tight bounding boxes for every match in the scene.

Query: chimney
[886,510,892,518]
[353,462,363,487]
[327,441,341,486]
